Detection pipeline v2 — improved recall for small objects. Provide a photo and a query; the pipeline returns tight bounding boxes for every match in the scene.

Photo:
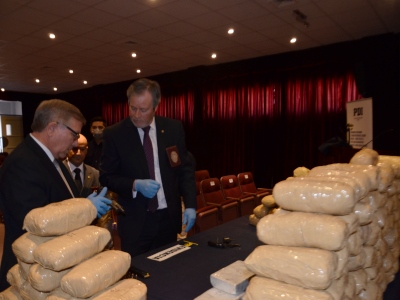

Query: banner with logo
[346,98,373,149]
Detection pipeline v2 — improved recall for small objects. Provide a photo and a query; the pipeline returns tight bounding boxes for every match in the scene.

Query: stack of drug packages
[1,198,147,300]
[243,149,400,300]
[248,195,278,227]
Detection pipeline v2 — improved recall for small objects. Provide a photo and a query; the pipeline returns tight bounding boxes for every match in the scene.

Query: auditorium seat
[200,178,240,224]
[220,175,255,216]
[192,181,220,234]
[237,172,271,207]
[195,170,210,183]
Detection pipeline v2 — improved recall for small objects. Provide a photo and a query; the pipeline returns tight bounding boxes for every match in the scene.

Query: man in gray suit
[64,134,100,197]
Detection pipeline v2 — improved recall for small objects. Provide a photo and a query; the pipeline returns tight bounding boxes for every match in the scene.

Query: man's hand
[87,187,112,218]
[135,179,160,198]
[183,208,196,232]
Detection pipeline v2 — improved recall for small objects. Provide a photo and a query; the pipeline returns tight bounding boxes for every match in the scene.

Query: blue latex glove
[87,187,112,218]
[135,179,160,198]
[183,208,196,232]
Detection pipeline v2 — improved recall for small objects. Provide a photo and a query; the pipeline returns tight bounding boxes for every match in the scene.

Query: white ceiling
[0,0,399,94]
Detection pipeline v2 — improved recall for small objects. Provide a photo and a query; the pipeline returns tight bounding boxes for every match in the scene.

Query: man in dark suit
[100,78,196,257]
[0,99,111,291]
[63,134,100,197]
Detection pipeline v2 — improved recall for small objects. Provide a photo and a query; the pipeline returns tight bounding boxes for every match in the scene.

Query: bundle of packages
[248,195,278,226]
[0,198,146,300]
[242,149,400,300]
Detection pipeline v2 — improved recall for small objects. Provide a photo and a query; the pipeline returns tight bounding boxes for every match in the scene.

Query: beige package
[0,286,23,300]
[28,263,71,292]
[12,232,54,264]
[257,211,348,251]
[33,226,111,271]
[273,179,356,215]
[6,265,25,292]
[92,279,147,300]
[23,198,97,236]
[245,245,337,290]
[19,281,49,300]
[243,276,333,300]
[60,250,131,298]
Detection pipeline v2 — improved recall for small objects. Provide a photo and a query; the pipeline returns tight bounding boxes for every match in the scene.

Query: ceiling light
[228,28,234,34]
[53,87,57,91]
[136,69,141,73]
[131,53,137,58]
[290,37,297,43]
[49,33,56,39]
[35,79,40,83]
[1,88,4,92]
[83,80,87,84]
[211,53,217,59]
[69,70,73,74]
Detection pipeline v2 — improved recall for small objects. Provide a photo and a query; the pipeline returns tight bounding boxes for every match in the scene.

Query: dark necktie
[73,168,83,192]
[143,126,158,212]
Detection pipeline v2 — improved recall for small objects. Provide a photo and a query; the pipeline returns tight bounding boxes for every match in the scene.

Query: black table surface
[129,215,400,300]
[130,216,262,300]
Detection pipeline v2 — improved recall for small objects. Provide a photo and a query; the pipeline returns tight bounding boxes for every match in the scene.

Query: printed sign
[346,98,373,149]
[147,244,190,262]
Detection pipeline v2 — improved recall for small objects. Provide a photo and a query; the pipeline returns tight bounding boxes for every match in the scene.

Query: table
[129,216,400,300]
[130,216,262,300]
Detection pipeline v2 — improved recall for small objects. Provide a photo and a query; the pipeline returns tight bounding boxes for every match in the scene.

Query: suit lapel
[26,136,77,197]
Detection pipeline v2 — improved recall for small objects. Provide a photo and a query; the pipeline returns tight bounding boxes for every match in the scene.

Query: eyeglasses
[91,126,105,130]
[57,122,80,140]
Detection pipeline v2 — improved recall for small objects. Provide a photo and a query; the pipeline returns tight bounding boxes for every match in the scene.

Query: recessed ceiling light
[35,79,40,83]
[69,69,74,74]
[136,69,141,73]
[1,88,5,92]
[211,53,217,59]
[290,37,297,43]
[131,52,137,58]
[83,80,87,85]
[228,28,234,34]
[49,33,56,39]
[53,87,57,91]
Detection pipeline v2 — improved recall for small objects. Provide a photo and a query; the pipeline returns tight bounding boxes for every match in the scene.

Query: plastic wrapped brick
[273,179,356,215]
[60,250,131,298]
[12,232,54,264]
[33,226,111,271]
[322,164,379,191]
[23,198,97,236]
[325,273,347,300]
[210,260,254,294]
[307,169,371,199]
[6,265,25,292]
[28,263,71,292]
[257,211,349,251]
[0,286,23,300]
[92,279,146,300]
[16,259,31,281]
[19,281,49,300]
[243,276,333,300]
[244,245,337,290]
[350,148,379,166]
[337,213,359,235]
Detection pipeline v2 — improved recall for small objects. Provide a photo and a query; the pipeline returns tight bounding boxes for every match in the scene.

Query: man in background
[0,99,111,291]
[64,134,100,197]
[85,116,106,170]
[100,78,196,257]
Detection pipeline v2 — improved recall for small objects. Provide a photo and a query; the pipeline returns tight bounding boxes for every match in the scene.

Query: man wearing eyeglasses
[63,134,100,198]
[0,99,112,291]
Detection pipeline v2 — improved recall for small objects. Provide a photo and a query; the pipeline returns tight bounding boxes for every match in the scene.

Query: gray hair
[126,78,161,108]
[31,99,86,132]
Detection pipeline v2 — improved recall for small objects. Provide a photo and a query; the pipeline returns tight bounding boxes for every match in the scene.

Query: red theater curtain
[102,91,195,127]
